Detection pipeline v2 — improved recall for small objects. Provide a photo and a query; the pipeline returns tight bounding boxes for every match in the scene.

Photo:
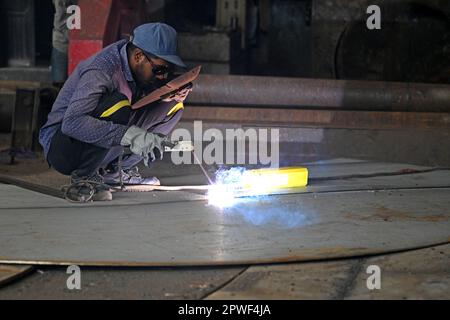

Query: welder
[39,23,192,202]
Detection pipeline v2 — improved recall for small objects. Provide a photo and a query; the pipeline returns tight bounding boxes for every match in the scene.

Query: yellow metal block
[242,167,309,194]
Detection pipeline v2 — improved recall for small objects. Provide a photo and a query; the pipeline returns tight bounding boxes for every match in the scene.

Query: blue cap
[131,23,186,68]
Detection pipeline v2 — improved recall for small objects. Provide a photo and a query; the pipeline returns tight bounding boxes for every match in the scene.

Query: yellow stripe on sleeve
[100,100,131,118]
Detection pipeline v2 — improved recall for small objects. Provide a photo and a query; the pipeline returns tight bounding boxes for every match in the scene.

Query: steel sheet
[0,187,449,266]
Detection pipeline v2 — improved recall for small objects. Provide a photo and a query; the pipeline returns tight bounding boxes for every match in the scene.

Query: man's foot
[63,172,113,202]
[102,167,161,186]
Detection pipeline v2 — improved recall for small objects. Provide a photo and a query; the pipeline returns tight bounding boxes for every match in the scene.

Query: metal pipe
[186,75,450,112]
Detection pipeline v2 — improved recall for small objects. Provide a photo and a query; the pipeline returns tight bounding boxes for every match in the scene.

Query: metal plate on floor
[1,158,446,207]
[0,264,33,286]
[0,186,449,266]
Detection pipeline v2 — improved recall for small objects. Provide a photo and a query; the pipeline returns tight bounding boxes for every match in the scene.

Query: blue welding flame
[215,166,247,185]
[208,167,316,229]
[223,197,314,229]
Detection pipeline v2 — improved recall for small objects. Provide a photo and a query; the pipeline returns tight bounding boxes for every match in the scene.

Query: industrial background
[0,0,449,300]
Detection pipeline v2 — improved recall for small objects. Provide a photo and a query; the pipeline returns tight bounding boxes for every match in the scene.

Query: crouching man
[39,23,192,202]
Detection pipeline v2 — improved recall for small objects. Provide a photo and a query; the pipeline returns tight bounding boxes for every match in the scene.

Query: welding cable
[61,180,112,203]
[62,181,96,203]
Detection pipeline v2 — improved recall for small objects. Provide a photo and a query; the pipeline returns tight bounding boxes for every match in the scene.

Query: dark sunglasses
[143,53,171,76]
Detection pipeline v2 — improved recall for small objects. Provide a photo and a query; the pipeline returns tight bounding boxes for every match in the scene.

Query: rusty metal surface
[186,75,450,112]
[0,186,449,266]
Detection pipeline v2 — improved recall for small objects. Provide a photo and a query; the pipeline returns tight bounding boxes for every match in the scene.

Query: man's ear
[134,49,145,64]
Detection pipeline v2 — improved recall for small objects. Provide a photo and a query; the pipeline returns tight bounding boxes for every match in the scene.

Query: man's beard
[134,64,157,89]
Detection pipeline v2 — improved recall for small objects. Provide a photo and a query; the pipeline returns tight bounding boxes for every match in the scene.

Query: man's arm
[61,69,128,148]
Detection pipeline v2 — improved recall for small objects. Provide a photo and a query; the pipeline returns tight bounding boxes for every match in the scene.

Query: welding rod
[193,151,214,185]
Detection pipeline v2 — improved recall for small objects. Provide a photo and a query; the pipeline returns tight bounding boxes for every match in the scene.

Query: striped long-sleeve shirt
[39,40,136,158]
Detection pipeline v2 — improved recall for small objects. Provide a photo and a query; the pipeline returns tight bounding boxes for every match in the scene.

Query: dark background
[0,0,449,83]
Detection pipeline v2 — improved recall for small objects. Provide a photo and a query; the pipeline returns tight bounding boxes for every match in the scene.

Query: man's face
[133,50,170,88]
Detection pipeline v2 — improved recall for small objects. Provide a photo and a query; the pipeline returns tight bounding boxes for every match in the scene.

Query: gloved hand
[162,83,193,103]
[121,126,167,166]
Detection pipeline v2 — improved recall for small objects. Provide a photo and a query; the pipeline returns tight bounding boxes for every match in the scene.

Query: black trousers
[47,92,183,177]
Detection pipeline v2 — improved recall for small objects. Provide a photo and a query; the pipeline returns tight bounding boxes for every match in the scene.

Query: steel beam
[181,105,450,129]
[187,75,450,112]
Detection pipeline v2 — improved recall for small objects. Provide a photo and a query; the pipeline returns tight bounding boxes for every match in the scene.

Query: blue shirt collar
[120,42,134,82]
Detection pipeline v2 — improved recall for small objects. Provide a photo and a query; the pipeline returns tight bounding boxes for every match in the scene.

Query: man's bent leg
[47,91,131,177]
[47,129,113,202]
[101,100,184,185]
[47,92,131,201]
[47,129,110,177]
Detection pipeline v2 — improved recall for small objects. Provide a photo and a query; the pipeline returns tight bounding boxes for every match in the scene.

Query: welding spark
[207,167,280,208]
[207,184,238,208]
[208,167,314,229]
[207,167,246,208]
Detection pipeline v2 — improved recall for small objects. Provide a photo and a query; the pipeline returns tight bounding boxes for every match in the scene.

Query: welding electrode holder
[162,139,177,150]
[122,140,194,157]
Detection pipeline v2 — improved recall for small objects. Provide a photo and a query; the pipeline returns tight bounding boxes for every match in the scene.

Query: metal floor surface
[0,159,449,266]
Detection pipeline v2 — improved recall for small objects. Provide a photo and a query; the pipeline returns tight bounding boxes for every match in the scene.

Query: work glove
[162,83,193,103]
[121,126,167,166]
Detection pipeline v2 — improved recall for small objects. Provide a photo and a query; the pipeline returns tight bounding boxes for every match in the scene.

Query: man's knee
[131,100,184,135]
[90,91,131,125]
